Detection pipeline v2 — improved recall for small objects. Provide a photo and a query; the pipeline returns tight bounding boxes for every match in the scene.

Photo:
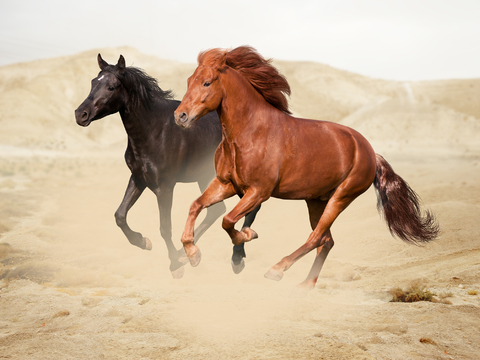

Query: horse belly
[271,124,357,200]
[272,166,344,200]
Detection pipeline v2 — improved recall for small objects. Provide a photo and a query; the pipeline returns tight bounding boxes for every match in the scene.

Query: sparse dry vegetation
[389,282,435,303]
[419,337,436,345]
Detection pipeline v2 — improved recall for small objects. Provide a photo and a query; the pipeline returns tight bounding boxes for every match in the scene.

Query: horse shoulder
[214,138,233,181]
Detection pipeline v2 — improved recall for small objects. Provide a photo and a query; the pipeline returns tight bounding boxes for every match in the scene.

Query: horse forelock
[197,48,228,68]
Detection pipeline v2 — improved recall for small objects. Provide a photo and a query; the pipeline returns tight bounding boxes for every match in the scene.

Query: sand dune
[0,48,479,359]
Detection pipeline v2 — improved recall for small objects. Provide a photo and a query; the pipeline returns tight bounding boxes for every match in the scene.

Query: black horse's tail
[373,154,439,245]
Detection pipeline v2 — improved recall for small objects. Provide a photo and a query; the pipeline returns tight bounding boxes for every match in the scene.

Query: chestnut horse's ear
[117,55,126,74]
[97,54,109,70]
[218,51,228,69]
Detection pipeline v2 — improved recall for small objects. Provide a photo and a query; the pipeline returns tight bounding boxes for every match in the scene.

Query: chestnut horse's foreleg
[192,177,228,244]
[265,193,354,282]
[177,178,227,265]
[181,178,237,267]
[231,197,262,274]
[114,176,150,250]
[221,189,267,246]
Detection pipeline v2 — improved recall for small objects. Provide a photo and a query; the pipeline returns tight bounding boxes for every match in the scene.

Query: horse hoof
[241,227,258,241]
[178,255,189,265]
[177,248,189,265]
[296,279,316,291]
[231,258,245,274]
[144,237,152,251]
[189,248,202,267]
[290,286,310,298]
[264,268,283,281]
[171,265,185,279]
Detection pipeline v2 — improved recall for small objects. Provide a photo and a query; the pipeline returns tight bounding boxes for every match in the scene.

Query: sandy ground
[0,48,479,359]
[0,150,479,359]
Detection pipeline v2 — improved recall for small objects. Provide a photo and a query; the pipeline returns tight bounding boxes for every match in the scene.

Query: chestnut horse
[75,54,260,278]
[174,46,439,289]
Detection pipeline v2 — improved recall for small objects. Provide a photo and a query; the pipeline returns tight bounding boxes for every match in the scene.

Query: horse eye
[203,81,211,87]
[108,86,115,91]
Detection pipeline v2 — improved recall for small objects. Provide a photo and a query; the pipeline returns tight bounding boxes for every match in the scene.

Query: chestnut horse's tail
[373,154,439,245]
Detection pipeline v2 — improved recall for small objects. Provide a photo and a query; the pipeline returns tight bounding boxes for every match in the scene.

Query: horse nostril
[178,112,188,123]
[81,111,88,120]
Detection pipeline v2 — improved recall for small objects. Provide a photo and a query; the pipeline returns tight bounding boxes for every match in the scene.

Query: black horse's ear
[117,55,126,74]
[98,54,109,70]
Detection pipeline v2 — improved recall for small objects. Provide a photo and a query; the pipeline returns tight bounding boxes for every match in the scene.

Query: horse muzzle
[174,111,195,129]
[74,107,93,127]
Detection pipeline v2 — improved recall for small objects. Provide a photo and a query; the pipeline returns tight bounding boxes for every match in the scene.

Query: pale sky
[1,0,479,81]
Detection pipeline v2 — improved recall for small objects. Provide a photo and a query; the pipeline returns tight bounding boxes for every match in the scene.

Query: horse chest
[126,150,165,188]
[215,140,257,191]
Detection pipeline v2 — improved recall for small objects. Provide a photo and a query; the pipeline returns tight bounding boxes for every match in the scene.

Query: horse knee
[222,214,235,231]
[114,210,127,228]
[320,237,334,251]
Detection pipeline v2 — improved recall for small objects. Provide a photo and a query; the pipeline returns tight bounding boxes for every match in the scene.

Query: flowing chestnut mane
[198,46,292,114]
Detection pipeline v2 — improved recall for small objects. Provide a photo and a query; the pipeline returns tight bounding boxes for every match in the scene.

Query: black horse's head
[75,54,127,127]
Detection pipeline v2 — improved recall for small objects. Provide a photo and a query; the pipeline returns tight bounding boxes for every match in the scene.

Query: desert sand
[0,47,479,359]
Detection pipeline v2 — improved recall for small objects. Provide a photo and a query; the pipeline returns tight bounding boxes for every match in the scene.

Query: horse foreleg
[192,177,227,244]
[176,179,227,265]
[222,189,267,246]
[114,176,150,250]
[181,178,237,267]
[230,195,262,274]
[155,184,186,279]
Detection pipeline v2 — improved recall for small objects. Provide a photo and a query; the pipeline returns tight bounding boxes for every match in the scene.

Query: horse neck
[120,97,166,141]
[218,68,277,137]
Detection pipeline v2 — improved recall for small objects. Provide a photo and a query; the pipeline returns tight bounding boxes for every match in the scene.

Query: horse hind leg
[264,193,353,283]
[297,199,333,289]
[297,231,334,290]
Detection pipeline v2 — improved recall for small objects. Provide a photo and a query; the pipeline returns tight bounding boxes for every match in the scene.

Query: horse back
[272,118,376,199]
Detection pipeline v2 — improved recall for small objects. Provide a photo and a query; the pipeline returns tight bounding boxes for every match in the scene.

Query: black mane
[105,65,174,112]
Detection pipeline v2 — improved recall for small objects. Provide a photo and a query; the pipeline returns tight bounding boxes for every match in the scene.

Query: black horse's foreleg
[154,183,185,278]
[114,176,150,249]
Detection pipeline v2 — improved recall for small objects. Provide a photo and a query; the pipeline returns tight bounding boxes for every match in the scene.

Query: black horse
[75,54,259,278]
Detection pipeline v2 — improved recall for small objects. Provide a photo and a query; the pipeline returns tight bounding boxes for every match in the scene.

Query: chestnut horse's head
[175,46,291,129]
[175,49,228,129]
[75,54,127,126]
